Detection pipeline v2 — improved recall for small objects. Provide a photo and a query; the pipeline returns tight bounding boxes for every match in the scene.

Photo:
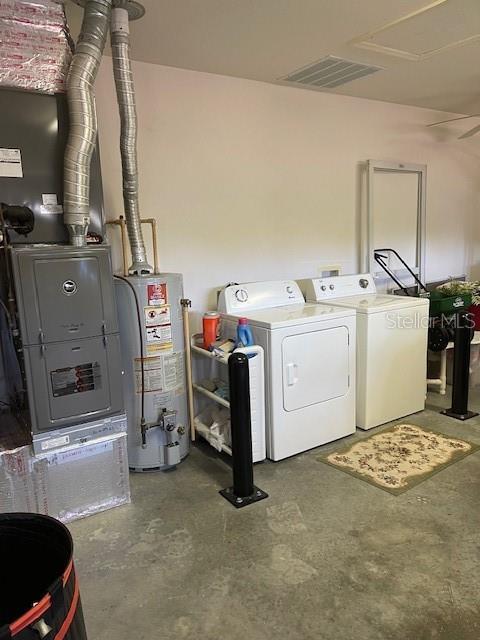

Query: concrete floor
[70,390,480,640]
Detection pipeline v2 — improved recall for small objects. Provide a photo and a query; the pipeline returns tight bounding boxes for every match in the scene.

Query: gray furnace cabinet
[10,245,123,434]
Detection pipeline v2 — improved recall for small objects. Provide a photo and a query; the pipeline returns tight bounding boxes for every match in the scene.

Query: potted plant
[436,280,480,329]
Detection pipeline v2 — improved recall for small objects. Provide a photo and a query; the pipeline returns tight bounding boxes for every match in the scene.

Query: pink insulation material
[0,0,72,94]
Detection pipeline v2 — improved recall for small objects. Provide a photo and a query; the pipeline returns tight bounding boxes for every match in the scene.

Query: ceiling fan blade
[458,124,480,139]
[427,113,480,127]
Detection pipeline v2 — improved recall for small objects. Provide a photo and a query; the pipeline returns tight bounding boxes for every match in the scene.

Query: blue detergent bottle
[236,317,254,347]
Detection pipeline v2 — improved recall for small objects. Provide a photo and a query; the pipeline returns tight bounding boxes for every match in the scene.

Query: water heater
[115,274,189,470]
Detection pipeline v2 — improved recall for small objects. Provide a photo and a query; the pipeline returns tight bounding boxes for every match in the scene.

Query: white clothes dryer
[218,280,356,460]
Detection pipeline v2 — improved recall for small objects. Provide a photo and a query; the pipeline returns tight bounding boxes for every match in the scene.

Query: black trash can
[0,514,87,640]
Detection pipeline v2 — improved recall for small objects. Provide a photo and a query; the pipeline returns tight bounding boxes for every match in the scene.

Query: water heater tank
[115,274,189,470]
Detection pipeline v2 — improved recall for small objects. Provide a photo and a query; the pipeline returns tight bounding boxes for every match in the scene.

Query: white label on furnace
[40,193,63,214]
[42,193,58,205]
[0,148,23,177]
[41,434,70,451]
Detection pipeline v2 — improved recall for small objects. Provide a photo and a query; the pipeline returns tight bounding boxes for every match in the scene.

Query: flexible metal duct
[64,0,111,246]
[111,1,152,274]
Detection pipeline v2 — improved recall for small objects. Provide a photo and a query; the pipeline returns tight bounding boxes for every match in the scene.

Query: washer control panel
[218,280,304,313]
[298,274,376,302]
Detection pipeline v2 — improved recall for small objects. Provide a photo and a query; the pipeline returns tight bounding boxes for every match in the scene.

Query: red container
[468,305,480,330]
[203,312,220,349]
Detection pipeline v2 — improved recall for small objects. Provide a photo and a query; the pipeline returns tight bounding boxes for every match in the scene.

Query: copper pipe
[106,216,158,275]
[106,217,128,276]
[181,299,195,442]
[140,218,159,274]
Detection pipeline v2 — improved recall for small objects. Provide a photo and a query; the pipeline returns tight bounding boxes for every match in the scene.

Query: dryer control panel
[218,280,304,313]
[299,273,376,302]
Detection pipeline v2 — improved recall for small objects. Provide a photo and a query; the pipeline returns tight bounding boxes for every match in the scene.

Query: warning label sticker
[134,352,185,394]
[50,362,101,397]
[163,352,184,391]
[146,325,172,347]
[147,283,167,306]
[145,305,172,352]
[145,305,171,327]
[0,148,22,178]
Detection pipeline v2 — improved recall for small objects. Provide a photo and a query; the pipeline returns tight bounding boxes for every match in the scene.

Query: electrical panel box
[10,245,123,435]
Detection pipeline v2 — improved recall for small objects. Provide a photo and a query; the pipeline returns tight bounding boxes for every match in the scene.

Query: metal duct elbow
[111,2,152,275]
[64,0,112,247]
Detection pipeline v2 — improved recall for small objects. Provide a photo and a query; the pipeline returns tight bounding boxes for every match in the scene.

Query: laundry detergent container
[0,514,87,640]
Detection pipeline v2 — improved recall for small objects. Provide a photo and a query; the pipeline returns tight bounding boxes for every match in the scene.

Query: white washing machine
[217,280,356,461]
[300,274,429,430]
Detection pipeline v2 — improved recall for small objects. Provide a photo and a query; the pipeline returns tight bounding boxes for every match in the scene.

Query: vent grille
[282,56,383,89]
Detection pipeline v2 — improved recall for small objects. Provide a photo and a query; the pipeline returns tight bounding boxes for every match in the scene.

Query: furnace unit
[0,90,125,453]
[10,245,123,437]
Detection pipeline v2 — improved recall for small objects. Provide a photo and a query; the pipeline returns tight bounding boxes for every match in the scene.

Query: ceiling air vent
[282,55,383,89]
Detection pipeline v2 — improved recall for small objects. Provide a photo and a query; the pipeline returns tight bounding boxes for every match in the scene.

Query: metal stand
[441,311,478,421]
[220,352,268,508]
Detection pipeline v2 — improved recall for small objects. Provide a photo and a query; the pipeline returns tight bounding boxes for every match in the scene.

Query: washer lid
[320,294,430,314]
[222,303,355,329]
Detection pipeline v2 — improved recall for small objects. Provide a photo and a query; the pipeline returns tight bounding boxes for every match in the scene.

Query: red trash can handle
[8,560,75,638]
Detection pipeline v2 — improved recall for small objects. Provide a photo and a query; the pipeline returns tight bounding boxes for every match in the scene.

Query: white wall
[95,58,480,311]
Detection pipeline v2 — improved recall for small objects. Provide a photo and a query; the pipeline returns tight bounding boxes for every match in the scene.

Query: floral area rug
[319,424,479,495]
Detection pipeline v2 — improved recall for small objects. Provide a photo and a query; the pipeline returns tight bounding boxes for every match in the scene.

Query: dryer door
[282,326,349,411]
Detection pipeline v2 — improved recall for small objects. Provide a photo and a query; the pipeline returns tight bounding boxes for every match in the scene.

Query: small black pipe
[0,204,34,236]
[441,311,478,421]
[219,352,268,508]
